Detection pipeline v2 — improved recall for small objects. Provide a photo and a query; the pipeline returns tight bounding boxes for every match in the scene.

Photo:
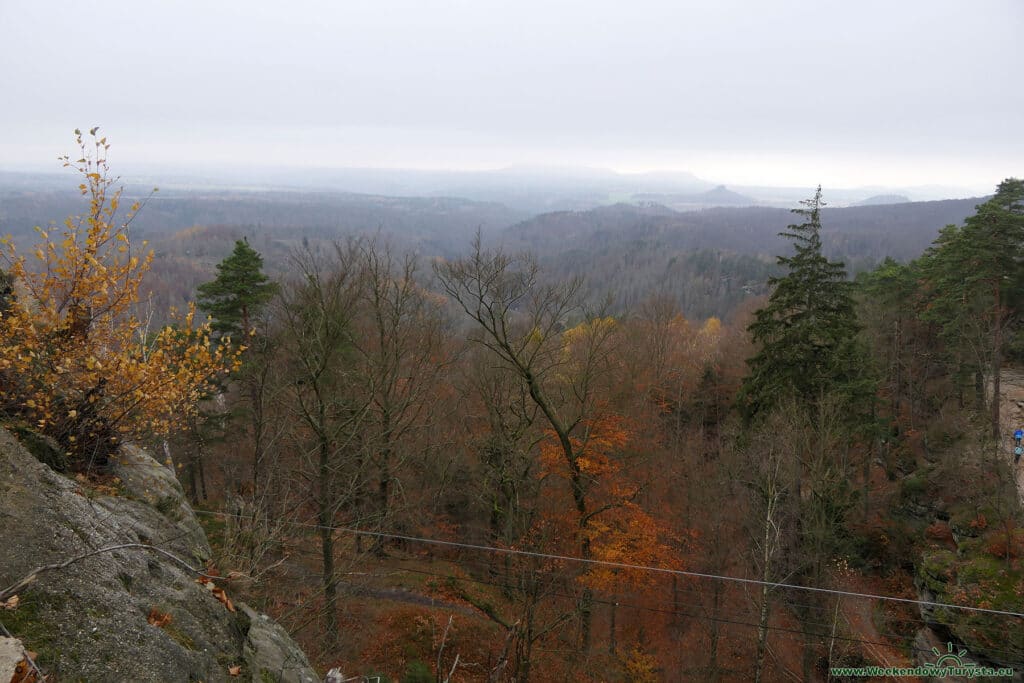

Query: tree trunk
[992,282,1002,440]
[568,459,594,652]
[317,429,339,642]
[975,369,986,413]
[708,580,722,682]
[754,583,770,683]
[250,378,264,492]
[188,451,207,504]
[892,317,901,420]
[185,428,204,504]
[241,303,261,490]
[373,453,390,557]
[578,517,593,652]
[318,515,339,643]
[864,398,875,520]
[672,575,680,629]
[521,597,536,683]
[580,585,594,653]
[198,448,207,501]
[608,600,617,655]
[373,409,393,556]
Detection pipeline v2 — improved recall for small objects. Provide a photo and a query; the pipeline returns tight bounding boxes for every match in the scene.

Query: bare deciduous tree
[351,239,452,554]
[435,235,621,652]
[275,243,373,643]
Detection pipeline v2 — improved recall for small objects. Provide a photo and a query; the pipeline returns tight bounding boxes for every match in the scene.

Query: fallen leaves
[195,576,235,612]
[146,606,172,628]
[91,482,122,497]
[227,665,242,676]
[2,595,19,610]
[10,652,40,683]
[211,585,235,613]
[71,473,121,497]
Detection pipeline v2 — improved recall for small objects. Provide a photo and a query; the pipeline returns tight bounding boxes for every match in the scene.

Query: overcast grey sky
[0,0,1020,190]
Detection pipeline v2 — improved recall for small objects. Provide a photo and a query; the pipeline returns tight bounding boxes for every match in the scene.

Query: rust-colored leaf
[227,665,242,676]
[147,606,172,628]
[10,657,39,683]
[211,586,235,612]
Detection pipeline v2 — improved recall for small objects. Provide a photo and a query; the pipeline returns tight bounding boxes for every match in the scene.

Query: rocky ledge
[0,427,318,682]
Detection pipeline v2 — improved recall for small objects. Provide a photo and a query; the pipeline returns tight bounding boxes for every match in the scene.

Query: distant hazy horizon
[1,0,1019,193]
[0,131,1007,198]
[0,159,990,205]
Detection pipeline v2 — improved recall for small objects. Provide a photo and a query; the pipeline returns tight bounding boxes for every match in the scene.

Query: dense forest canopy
[1,134,1022,681]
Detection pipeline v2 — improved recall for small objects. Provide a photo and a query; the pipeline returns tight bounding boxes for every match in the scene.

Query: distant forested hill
[0,178,984,320]
[505,197,981,262]
[0,187,528,256]
[502,197,982,318]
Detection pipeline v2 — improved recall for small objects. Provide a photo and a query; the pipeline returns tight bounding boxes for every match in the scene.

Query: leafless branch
[0,543,217,602]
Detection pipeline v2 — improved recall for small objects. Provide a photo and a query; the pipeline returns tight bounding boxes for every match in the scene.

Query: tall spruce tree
[739,188,876,679]
[919,179,1024,437]
[739,187,864,420]
[197,238,278,343]
[197,238,280,492]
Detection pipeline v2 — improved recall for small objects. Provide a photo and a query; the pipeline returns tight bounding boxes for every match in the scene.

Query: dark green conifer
[919,179,1024,436]
[739,187,864,420]
[197,238,278,343]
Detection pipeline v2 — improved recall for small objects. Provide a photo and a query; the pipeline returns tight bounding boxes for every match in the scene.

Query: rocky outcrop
[915,549,1024,675]
[242,605,320,682]
[0,427,318,682]
[109,443,211,563]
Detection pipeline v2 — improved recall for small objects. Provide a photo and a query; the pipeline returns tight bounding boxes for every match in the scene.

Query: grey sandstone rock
[0,427,319,682]
[109,443,211,563]
[0,636,25,681]
[241,605,318,683]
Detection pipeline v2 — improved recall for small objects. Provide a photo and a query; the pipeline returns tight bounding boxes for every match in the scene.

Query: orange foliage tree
[539,412,684,580]
[0,129,239,467]
[437,242,693,669]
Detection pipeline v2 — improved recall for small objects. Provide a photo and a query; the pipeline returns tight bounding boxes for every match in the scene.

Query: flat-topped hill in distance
[853,194,911,206]
[632,185,760,210]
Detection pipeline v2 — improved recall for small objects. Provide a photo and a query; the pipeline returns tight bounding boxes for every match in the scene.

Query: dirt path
[997,366,1024,503]
[340,582,476,616]
[837,577,920,681]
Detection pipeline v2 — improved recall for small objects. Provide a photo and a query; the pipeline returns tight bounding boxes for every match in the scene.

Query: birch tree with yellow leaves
[0,129,239,469]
